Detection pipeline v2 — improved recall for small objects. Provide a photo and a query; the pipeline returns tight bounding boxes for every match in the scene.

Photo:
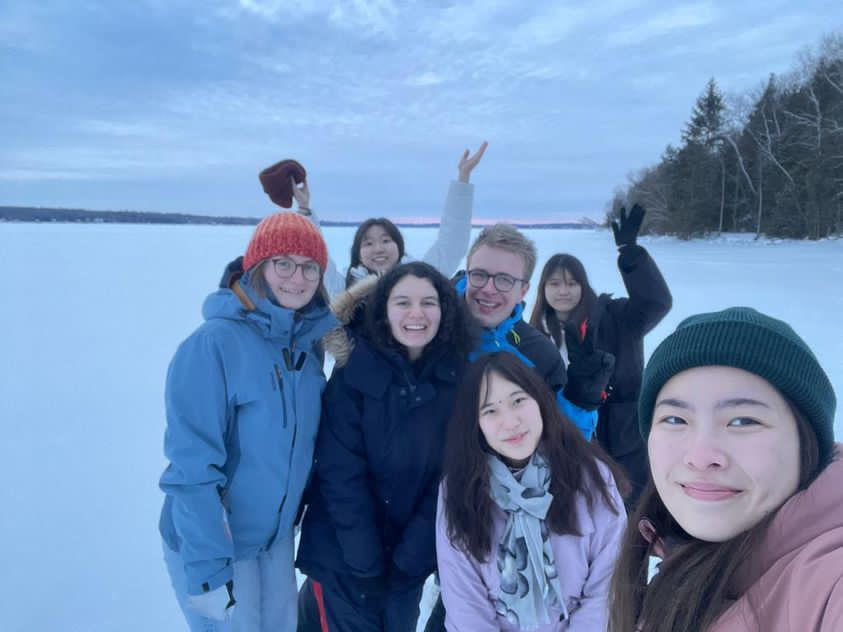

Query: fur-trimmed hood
[326,273,379,368]
[330,273,379,327]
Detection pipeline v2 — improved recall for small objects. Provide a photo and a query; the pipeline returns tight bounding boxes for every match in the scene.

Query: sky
[1,1,842,222]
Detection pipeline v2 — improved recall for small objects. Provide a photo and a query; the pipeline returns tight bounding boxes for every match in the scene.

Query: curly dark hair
[345,218,406,289]
[364,261,475,360]
[442,352,627,562]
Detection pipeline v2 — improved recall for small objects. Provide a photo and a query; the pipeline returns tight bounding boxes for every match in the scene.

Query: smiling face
[386,274,442,360]
[359,224,401,274]
[478,370,543,466]
[261,254,320,310]
[543,268,582,321]
[465,245,529,328]
[647,366,801,542]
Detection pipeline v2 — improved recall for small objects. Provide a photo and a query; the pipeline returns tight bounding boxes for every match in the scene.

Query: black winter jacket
[296,336,465,584]
[588,245,671,494]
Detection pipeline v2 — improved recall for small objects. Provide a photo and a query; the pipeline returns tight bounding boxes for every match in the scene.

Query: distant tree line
[0,206,596,230]
[608,33,843,239]
[0,206,262,225]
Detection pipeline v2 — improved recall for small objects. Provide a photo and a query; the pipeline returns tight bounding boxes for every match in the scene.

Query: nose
[478,276,497,292]
[289,265,307,282]
[499,408,521,431]
[682,432,728,471]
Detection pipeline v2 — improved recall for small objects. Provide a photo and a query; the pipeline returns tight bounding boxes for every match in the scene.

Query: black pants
[297,575,425,632]
[423,595,445,632]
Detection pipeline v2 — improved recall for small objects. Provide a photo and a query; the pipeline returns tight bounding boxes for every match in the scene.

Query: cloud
[610,2,718,46]
[405,71,446,86]
[233,0,399,37]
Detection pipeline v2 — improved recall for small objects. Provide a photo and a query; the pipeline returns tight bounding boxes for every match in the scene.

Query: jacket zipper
[274,364,288,428]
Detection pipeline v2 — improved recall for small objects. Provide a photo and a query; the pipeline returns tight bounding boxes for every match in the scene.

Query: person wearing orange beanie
[159,211,345,632]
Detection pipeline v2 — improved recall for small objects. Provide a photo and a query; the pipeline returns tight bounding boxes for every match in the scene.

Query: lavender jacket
[435,464,626,631]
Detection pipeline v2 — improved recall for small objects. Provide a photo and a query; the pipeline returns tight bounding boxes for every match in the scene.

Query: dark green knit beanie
[638,307,836,459]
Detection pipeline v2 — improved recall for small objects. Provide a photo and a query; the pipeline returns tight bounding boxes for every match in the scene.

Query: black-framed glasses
[467,268,525,292]
[270,257,321,281]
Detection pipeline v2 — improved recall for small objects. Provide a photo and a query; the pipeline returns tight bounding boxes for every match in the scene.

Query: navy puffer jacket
[297,336,465,583]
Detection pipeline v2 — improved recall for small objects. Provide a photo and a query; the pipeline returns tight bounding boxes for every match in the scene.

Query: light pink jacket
[711,449,843,631]
[436,466,626,631]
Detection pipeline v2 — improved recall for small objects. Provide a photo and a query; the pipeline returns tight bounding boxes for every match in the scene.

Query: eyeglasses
[270,257,321,281]
[467,269,525,292]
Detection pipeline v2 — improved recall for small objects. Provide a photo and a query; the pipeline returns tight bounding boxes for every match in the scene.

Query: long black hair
[529,254,598,348]
[364,261,475,361]
[441,352,627,562]
[345,218,406,288]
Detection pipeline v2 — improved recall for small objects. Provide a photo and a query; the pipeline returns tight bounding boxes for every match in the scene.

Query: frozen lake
[1,222,841,631]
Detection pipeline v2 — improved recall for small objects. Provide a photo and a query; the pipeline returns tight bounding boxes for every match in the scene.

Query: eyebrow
[654,397,772,411]
[480,389,526,410]
[390,294,438,301]
[714,397,771,410]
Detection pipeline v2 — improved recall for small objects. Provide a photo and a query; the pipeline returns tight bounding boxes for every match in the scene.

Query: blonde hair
[467,224,537,281]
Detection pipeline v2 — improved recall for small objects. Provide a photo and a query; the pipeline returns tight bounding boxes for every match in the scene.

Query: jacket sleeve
[392,474,438,578]
[521,323,599,441]
[615,244,672,337]
[435,485,500,632]
[159,331,234,595]
[304,208,345,298]
[420,180,474,278]
[557,392,599,442]
[313,372,385,577]
[820,576,843,631]
[566,473,627,629]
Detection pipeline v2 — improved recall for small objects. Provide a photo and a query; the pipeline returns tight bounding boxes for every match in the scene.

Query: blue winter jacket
[456,276,598,439]
[159,274,338,595]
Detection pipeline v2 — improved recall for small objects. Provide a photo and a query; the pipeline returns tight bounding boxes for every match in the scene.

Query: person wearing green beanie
[608,307,842,632]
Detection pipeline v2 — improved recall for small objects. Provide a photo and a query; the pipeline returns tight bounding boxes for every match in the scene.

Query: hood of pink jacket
[713,446,843,631]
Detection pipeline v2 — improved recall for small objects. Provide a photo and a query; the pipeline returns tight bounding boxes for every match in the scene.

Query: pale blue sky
[1,1,840,221]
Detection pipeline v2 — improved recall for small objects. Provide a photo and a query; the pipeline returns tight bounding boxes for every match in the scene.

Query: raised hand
[611,204,646,248]
[290,176,311,214]
[563,322,615,411]
[457,141,489,183]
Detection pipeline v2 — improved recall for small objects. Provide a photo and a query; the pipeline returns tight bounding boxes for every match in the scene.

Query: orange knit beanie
[243,212,328,272]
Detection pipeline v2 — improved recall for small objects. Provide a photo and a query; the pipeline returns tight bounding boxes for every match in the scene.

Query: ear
[518,280,530,301]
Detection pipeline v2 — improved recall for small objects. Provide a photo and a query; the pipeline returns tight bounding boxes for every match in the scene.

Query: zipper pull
[274,364,287,427]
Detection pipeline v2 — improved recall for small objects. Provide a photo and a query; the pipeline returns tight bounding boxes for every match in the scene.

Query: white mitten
[187,580,235,621]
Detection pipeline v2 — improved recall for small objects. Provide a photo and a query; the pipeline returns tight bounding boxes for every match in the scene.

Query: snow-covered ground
[1,222,841,631]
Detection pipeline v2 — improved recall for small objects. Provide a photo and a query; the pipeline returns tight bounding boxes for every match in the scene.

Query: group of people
[158,144,842,632]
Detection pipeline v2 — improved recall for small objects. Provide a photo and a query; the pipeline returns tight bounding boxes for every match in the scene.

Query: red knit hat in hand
[243,212,328,272]
[259,159,307,208]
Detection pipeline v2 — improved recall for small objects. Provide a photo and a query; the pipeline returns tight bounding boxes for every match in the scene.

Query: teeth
[405,325,426,331]
[477,299,497,307]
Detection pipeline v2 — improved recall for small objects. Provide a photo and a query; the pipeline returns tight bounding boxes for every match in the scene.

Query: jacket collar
[202,274,337,347]
[344,336,461,398]
[733,447,843,593]
[455,274,525,342]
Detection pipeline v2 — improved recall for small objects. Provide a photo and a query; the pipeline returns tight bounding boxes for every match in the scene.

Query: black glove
[611,204,645,248]
[563,323,615,411]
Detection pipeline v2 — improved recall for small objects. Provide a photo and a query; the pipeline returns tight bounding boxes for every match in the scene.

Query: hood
[330,273,379,327]
[202,272,345,357]
[733,446,843,593]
